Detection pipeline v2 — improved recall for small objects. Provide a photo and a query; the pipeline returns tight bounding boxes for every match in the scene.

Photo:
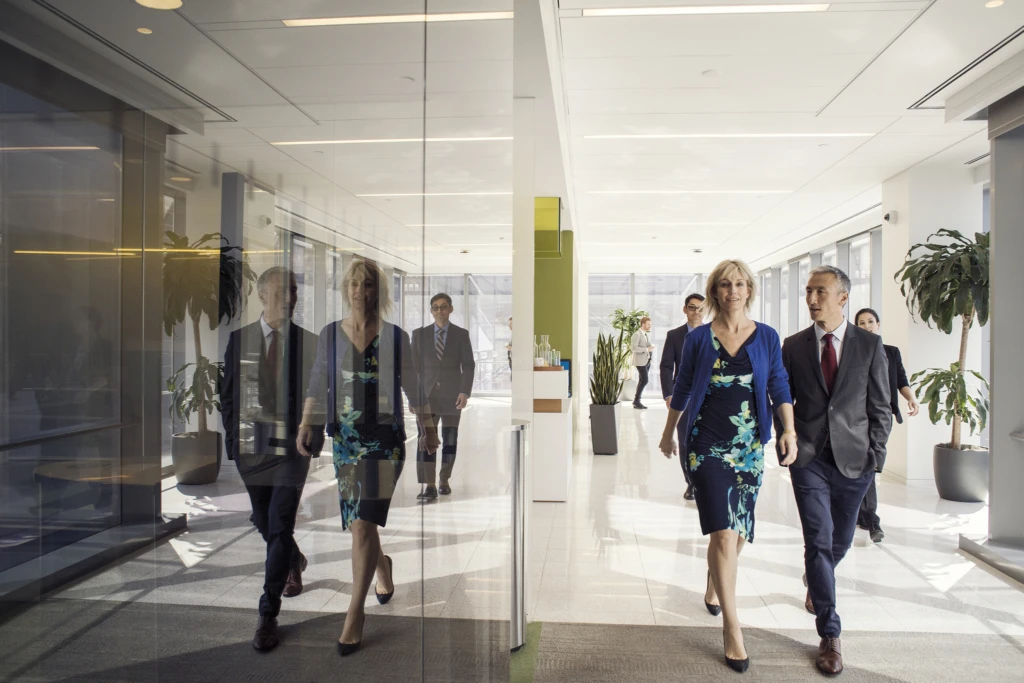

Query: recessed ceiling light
[693,249,704,254]
[272,136,511,146]
[358,192,512,197]
[590,222,745,226]
[0,146,100,151]
[460,250,470,254]
[588,190,790,195]
[97,198,116,202]
[283,12,513,27]
[985,0,1004,7]
[408,223,513,227]
[583,133,872,140]
[136,0,182,9]
[701,69,719,78]
[137,27,153,34]
[168,176,191,182]
[582,4,830,17]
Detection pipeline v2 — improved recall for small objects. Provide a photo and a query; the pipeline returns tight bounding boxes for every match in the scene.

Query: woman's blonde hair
[704,259,757,319]
[339,257,392,318]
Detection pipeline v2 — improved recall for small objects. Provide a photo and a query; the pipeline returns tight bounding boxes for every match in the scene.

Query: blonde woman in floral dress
[298,258,437,656]
[660,259,797,674]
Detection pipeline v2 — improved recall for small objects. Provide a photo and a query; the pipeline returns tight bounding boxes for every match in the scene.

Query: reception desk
[532,367,572,502]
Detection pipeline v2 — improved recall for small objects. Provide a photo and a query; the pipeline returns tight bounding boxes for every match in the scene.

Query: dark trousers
[634,363,650,404]
[790,447,873,639]
[676,420,693,486]
[417,409,462,485]
[858,474,880,529]
[239,457,310,618]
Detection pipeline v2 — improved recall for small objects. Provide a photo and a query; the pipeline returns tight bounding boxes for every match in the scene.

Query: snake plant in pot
[164,231,255,484]
[895,228,990,502]
[590,332,624,455]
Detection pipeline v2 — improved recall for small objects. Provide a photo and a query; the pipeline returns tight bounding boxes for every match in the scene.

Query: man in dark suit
[412,293,476,500]
[221,267,321,652]
[659,293,705,500]
[779,266,891,677]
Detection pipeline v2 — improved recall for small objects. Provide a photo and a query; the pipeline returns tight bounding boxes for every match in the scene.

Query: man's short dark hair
[257,266,296,293]
[685,293,706,307]
[430,293,453,307]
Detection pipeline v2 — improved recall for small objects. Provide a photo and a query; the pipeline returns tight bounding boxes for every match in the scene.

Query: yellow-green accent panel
[535,230,574,361]
[535,197,560,256]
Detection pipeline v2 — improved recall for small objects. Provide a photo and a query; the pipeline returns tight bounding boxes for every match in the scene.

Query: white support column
[512,96,536,424]
[881,164,985,481]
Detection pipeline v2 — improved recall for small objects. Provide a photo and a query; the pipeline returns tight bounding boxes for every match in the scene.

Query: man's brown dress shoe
[805,590,815,614]
[252,616,279,651]
[816,637,843,676]
[283,554,308,598]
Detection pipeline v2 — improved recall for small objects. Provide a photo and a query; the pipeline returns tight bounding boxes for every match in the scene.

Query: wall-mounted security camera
[883,211,898,224]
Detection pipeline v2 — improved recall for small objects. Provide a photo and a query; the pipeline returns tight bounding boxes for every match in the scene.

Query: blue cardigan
[669,322,792,456]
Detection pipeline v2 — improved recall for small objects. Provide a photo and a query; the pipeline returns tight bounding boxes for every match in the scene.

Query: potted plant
[610,307,649,401]
[164,231,255,485]
[590,332,624,455]
[895,228,990,502]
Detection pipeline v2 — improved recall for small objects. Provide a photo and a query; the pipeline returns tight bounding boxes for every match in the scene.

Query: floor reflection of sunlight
[168,537,213,568]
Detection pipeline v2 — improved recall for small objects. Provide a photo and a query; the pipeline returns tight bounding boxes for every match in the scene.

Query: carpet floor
[2,599,1022,682]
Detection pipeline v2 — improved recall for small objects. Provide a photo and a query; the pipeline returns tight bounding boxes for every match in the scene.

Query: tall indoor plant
[610,307,649,399]
[590,332,624,455]
[895,228,990,502]
[164,231,254,484]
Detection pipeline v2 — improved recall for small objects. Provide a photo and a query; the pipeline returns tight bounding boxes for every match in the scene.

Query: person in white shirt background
[631,316,655,409]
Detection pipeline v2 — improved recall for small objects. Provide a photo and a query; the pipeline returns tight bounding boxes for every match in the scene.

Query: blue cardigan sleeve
[764,326,792,408]
[670,330,697,412]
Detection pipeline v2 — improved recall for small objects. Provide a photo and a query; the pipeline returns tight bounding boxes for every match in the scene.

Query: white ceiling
[559,0,1023,271]
[9,0,1023,275]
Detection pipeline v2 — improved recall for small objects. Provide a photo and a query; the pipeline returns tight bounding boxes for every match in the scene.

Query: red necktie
[266,330,281,380]
[821,332,838,394]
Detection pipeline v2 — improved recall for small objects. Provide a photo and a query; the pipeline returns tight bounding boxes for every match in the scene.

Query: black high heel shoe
[705,571,722,616]
[337,613,364,657]
[375,555,395,605]
[725,656,750,673]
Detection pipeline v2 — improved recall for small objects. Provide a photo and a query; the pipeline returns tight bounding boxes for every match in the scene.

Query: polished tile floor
[53,398,1024,642]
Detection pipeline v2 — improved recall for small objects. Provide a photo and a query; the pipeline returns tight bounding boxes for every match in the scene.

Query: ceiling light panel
[583,133,873,139]
[272,137,512,146]
[282,12,513,27]
[580,4,831,17]
[587,189,791,194]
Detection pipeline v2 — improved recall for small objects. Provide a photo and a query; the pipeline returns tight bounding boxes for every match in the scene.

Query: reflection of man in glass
[68,306,114,422]
[221,267,320,652]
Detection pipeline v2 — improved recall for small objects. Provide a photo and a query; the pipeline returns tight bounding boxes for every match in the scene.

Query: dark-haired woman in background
[854,308,919,544]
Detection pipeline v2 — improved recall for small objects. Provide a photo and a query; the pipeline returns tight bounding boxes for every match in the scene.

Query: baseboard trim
[959,535,1024,586]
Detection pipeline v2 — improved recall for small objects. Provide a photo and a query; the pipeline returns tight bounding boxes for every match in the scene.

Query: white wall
[880,163,986,481]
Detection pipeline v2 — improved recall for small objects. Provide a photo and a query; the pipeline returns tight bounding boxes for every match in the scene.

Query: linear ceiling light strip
[582,4,831,17]
[283,12,513,27]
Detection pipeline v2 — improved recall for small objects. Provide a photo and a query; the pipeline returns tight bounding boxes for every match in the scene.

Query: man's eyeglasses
[431,304,451,312]
[685,305,702,312]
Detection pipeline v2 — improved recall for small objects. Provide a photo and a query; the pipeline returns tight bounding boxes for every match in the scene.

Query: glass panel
[779,265,790,336]
[762,271,773,326]
[588,275,633,374]
[0,79,123,570]
[797,258,811,330]
[849,237,871,317]
[467,274,514,394]
[822,248,837,267]
[633,274,700,397]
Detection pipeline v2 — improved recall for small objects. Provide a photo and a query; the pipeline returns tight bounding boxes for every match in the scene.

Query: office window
[779,265,790,336]
[797,257,811,330]
[467,274,513,393]
[587,275,632,372]
[633,274,700,396]
[848,236,871,317]
[290,239,316,330]
[762,271,773,329]
[822,248,837,267]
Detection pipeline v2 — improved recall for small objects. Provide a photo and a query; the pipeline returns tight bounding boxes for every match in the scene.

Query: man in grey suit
[221,267,321,651]
[778,266,891,676]
[412,293,476,500]
[659,293,705,500]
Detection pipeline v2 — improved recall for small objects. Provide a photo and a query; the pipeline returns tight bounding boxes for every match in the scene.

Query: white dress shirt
[814,317,848,365]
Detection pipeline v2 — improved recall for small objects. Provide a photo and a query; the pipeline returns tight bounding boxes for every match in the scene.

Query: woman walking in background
[853,307,919,543]
[660,259,797,673]
[298,258,438,656]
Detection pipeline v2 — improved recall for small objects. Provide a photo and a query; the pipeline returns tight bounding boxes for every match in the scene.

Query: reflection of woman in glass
[297,258,436,656]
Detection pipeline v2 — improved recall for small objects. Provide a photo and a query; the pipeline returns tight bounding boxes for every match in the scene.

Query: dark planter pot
[172,431,223,485]
[933,444,989,503]
[590,403,620,455]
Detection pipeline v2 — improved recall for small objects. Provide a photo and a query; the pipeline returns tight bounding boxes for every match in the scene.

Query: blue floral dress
[687,329,764,542]
[333,336,406,530]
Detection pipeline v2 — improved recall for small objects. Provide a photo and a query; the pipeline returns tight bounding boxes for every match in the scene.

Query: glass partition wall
[0,2,512,681]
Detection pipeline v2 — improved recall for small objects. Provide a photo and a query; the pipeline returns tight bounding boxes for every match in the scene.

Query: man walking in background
[412,293,476,500]
[779,266,891,676]
[660,293,705,500]
[631,316,654,409]
[221,267,321,651]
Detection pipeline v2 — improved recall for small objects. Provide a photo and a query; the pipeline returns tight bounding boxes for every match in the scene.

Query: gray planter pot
[933,444,989,503]
[590,403,620,455]
[172,431,223,485]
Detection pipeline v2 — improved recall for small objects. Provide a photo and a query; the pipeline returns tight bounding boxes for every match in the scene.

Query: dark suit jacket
[778,323,892,478]
[884,344,910,424]
[221,321,320,464]
[411,323,475,412]
[659,324,690,399]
